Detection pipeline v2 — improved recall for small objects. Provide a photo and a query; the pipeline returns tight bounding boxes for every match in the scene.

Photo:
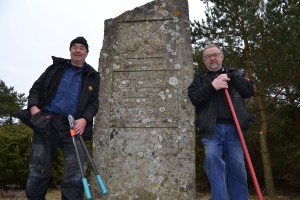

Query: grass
[0,188,299,200]
[0,188,60,200]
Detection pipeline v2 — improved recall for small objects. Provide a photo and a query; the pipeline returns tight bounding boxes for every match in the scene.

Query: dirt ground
[0,189,299,200]
[0,188,60,200]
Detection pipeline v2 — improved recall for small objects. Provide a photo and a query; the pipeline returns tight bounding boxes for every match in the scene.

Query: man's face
[203,47,224,71]
[70,43,88,66]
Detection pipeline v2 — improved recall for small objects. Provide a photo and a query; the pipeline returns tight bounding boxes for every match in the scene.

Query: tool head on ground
[68,115,76,129]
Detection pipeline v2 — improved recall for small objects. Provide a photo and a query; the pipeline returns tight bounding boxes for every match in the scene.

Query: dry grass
[196,193,299,200]
[0,188,299,200]
[0,188,59,200]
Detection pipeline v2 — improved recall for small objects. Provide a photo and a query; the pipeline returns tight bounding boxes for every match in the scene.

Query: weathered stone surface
[93,0,195,199]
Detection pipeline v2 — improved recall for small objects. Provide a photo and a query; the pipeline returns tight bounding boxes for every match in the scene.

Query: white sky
[0,0,205,96]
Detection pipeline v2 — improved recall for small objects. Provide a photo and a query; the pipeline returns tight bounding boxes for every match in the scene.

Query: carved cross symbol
[117,20,168,54]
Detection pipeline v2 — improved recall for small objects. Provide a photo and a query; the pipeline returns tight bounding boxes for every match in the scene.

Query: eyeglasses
[203,53,222,59]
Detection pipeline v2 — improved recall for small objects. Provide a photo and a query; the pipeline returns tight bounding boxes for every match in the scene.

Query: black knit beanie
[69,36,89,52]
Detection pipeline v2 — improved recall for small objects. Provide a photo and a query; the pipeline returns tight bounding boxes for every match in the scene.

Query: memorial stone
[93,0,195,199]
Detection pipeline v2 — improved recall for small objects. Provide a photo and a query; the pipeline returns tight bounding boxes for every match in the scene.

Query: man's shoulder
[51,56,68,65]
[41,57,67,73]
[44,56,68,70]
[84,63,99,75]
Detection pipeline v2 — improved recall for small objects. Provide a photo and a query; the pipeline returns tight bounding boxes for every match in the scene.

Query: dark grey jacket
[188,67,255,138]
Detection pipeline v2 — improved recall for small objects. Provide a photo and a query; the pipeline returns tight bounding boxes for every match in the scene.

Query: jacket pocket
[30,111,52,130]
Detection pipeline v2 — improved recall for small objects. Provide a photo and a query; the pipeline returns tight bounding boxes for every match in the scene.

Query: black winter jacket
[27,56,100,139]
[188,67,254,138]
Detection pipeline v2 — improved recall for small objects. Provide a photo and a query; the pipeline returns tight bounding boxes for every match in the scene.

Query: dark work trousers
[25,115,87,200]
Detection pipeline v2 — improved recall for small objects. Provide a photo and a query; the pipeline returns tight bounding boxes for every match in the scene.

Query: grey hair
[203,44,223,55]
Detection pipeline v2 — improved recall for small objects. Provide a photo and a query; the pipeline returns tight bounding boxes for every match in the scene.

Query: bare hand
[74,118,87,135]
[212,74,230,90]
[30,106,41,116]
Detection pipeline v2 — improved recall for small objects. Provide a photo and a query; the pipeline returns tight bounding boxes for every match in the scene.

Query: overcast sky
[0,0,205,96]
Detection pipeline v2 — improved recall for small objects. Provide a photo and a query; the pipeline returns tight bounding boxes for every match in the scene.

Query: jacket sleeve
[188,74,216,109]
[227,69,254,98]
[27,67,51,109]
[81,73,100,122]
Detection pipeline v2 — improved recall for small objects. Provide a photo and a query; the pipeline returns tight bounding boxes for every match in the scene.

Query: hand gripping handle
[68,115,76,129]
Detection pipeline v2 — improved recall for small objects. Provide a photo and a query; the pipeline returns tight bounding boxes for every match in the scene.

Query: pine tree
[0,80,27,125]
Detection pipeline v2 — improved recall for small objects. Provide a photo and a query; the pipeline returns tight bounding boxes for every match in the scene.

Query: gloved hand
[227,68,245,79]
[30,111,52,129]
[226,68,237,79]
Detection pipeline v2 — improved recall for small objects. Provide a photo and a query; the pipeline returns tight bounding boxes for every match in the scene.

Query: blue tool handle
[96,175,108,195]
[82,178,92,200]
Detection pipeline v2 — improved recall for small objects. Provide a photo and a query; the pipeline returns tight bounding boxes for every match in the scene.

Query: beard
[207,63,221,71]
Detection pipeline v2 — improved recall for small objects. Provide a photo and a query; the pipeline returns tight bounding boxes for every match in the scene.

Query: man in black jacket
[24,37,99,200]
[188,44,254,200]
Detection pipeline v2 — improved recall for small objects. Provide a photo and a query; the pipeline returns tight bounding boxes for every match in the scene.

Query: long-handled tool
[68,115,92,200]
[224,89,263,200]
[68,115,108,199]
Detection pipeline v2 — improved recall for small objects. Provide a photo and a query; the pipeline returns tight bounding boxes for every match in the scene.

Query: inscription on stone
[111,70,178,128]
[110,18,181,128]
[114,57,165,71]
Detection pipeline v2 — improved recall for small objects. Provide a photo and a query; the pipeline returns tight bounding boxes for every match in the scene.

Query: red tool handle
[225,89,263,200]
[70,129,76,136]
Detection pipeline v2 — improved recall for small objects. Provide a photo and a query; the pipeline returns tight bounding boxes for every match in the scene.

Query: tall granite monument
[93,0,195,199]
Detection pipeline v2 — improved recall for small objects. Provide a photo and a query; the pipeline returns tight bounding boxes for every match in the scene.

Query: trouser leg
[60,135,87,200]
[202,124,229,200]
[25,125,59,200]
[224,124,248,200]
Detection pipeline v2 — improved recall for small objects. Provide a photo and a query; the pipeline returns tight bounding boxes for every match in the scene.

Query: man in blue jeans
[20,36,99,200]
[188,44,255,200]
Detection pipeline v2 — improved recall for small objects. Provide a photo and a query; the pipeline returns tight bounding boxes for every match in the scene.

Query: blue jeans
[201,123,248,200]
[25,117,87,200]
